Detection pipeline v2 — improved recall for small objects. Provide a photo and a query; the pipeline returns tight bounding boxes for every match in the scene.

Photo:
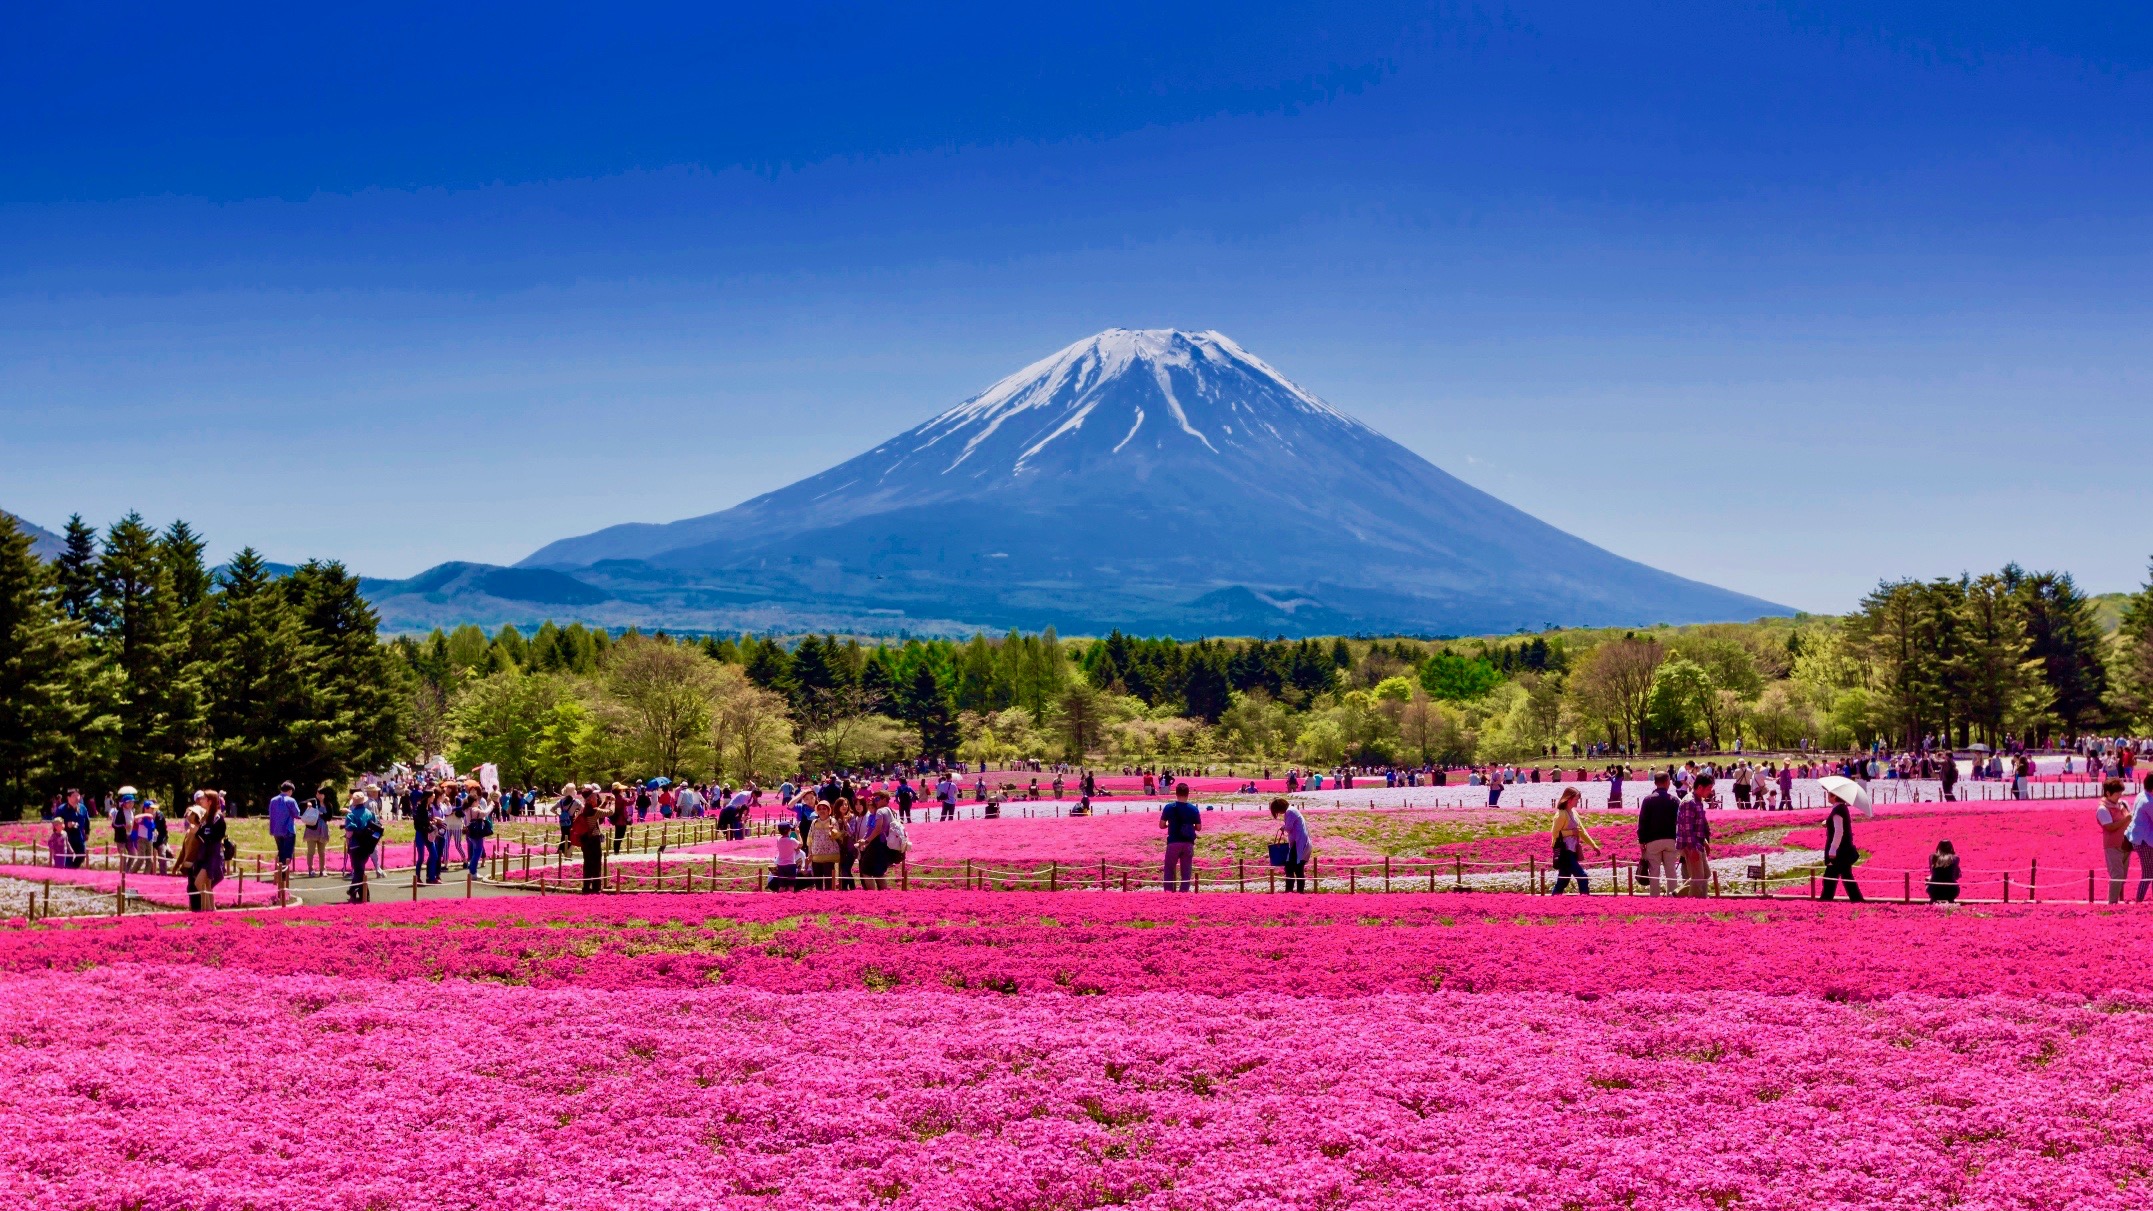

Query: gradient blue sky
[3,2,2148,613]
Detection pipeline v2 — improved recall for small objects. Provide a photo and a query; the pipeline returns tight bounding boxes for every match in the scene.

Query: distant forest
[6,509,2152,810]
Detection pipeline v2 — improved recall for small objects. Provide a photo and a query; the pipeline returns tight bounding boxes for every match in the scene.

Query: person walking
[1940,752,1959,802]
[935,773,957,822]
[1676,773,1714,898]
[1636,772,1680,895]
[1549,787,1600,894]
[1926,840,1960,903]
[2098,777,2134,903]
[268,781,301,872]
[1269,796,1311,892]
[1159,783,1201,892]
[1818,788,1864,902]
[343,790,382,903]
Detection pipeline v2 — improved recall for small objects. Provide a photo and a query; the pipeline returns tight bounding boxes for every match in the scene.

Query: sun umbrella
[646,777,672,788]
[1817,775,1874,819]
[1966,744,1991,753]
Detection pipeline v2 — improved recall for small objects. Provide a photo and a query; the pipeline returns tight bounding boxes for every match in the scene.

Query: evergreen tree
[742,635,791,689]
[202,549,311,811]
[492,624,530,668]
[54,515,100,625]
[1182,644,1232,722]
[0,516,88,819]
[286,561,411,792]
[2014,569,2106,740]
[897,660,959,758]
[2114,560,2153,729]
[155,519,215,791]
[527,620,565,671]
[97,512,187,794]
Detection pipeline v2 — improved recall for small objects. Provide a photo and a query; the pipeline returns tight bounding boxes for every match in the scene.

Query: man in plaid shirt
[1677,772,1714,898]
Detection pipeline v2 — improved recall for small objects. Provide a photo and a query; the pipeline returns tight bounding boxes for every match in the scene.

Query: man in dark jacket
[1636,772,1680,895]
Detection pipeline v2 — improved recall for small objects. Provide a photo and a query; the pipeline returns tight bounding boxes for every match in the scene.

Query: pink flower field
[1782,802,2110,893]
[8,893,2153,1209]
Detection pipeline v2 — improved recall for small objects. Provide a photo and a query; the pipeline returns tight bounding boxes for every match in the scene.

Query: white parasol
[1817,775,1874,819]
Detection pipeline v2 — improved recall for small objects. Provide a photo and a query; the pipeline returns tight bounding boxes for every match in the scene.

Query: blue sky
[3,2,2149,613]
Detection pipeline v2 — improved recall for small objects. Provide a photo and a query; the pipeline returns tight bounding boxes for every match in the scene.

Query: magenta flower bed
[6,895,2153,1209]
[0,863,290,909]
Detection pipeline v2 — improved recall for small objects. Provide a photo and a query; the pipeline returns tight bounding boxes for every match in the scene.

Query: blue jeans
[273,833,296,865]
[466,836,485,876]
[425,836,444,883]
[1551,845,1590,894]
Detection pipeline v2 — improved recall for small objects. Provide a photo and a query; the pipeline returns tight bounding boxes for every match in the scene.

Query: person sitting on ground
[1926,840,1960,903]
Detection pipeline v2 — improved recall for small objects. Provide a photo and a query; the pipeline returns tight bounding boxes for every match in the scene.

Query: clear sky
[3,2,2148,613]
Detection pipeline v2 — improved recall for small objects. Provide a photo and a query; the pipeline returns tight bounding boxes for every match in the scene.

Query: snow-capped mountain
[511,328,1783,636]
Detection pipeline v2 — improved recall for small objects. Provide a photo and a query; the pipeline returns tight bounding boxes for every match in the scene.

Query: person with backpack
[1159,783,1201,892]
[555,786,578,842]
[343,790,383,903]
[301,788,331,877]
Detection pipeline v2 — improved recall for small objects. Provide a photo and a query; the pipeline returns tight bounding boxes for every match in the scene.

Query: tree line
[8,505,2152,813]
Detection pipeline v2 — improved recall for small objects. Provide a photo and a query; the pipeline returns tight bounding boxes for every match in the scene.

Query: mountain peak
[905,326,1367,477]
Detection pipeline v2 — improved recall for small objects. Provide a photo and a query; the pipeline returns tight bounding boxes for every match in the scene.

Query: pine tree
[0,516,87,819]
[286,561,411,792]
[898,661,959,758]
[97,512,185,795]
[2013,569,2106,740]
[203,549,311,811]
[54,515,100,625]
[156,519,215,792]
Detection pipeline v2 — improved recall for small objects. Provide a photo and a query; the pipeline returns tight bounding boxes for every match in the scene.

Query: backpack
[883,809,909,855]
